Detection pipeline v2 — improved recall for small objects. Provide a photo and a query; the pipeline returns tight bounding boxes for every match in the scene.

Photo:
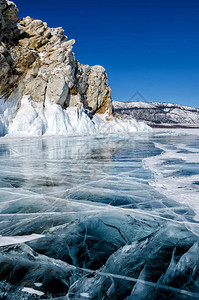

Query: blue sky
[15,0,199,107]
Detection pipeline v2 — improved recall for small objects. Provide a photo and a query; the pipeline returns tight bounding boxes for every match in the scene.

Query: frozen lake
[0,129,199,299]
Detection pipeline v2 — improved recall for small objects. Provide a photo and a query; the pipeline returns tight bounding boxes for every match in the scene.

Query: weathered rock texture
[0,0,112,114]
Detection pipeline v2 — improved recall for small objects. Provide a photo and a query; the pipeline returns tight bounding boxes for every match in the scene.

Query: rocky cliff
[0,0,112,114]
[0,0,151,136]
[113,101,199,128]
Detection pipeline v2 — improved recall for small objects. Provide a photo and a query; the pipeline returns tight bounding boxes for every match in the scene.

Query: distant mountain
[113,101,199,128]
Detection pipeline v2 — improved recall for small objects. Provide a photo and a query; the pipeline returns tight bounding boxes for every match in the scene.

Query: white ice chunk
[0,95,19,136]
[9,95,39,134]
[0,233,45,247]
[34,282,43,287]
[22,287,44,296]
[80,293,90,298]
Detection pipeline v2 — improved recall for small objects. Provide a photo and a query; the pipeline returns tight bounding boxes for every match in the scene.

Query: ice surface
[0,95,150,137]
[143,129,199,220]
[0,130,199,299]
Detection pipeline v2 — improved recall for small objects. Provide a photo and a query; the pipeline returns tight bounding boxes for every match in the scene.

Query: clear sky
[15,0,199,108]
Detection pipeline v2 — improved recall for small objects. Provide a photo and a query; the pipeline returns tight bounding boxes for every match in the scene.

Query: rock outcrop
[0,0,112,115]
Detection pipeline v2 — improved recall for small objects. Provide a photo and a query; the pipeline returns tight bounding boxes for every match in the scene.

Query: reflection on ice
[0,131,199,299]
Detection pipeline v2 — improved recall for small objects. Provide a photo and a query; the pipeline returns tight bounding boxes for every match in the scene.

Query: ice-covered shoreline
[0,95,151,137]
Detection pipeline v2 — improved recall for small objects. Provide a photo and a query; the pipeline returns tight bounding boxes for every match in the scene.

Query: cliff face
[0,1,151,136]
[0,0,112,114]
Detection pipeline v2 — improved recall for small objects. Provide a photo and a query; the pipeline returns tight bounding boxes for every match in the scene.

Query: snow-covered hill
[113,101,199,128]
